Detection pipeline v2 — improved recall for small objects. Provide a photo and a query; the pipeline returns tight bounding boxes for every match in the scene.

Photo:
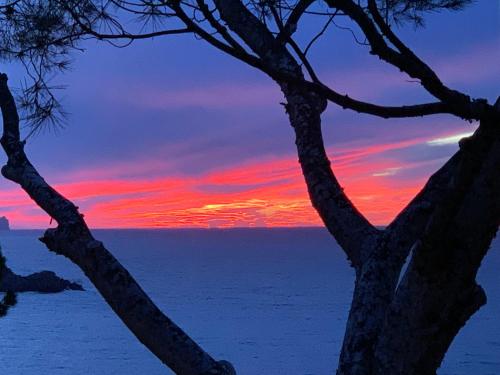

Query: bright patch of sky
[0,1,498,228]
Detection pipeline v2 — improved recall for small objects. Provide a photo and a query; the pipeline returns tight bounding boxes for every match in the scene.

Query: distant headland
[0,216,9,231]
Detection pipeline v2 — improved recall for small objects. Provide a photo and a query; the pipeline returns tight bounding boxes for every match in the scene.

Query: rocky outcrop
[0,266,84,293]
[0,216,9,230]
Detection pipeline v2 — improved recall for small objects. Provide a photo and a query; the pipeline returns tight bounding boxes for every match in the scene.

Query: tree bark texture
[183,0,500,372]
[1,1,499,370]
[283,84,499,375]
[0,73,235,375]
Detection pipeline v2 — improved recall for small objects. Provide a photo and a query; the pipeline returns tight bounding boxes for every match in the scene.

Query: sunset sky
[0,1,498,229]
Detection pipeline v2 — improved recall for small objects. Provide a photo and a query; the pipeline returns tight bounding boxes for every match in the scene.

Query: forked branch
[324,0,497,120]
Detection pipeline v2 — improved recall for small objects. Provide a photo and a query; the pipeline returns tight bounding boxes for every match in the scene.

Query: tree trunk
[281,83,500,375]
[280,83,395,375]
[185,1,500,371]
[0,73,235,375]
[372,115,500,375]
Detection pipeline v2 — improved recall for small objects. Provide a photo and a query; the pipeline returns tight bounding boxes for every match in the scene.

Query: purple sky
[0,1,498,228]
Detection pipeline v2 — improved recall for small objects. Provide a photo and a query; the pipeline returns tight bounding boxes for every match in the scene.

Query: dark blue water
[0,229,498,374]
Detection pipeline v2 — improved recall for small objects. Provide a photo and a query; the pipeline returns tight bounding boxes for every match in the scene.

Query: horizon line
[3,225,325,231]
[2,225,388,231]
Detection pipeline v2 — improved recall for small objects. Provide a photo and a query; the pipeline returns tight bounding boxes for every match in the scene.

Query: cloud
[1,128,464,229]
[432,41,500,86]
[322,39,500,105]
[372,167,402,177]
[82,38,499,115]
[102,82,282,110]
[426,131,474,146]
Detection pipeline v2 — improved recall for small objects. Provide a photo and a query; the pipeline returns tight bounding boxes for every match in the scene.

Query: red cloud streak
[0,135,444,228]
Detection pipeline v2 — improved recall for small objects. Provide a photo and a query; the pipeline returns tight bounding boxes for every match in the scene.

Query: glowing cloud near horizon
[0,133,450,229]
[0,35,495,229]
[426,131,475,146]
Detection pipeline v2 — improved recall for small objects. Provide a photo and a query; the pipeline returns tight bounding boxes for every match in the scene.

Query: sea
[0,228,498,375]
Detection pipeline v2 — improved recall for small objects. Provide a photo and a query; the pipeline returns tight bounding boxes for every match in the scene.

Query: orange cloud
[0,130,465,229]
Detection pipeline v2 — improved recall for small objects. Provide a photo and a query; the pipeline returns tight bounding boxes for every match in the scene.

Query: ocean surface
[0,228,498,375]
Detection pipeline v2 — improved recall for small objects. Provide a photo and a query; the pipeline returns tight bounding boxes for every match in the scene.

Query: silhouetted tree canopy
[0,1,497,374]
[0,0,480,129]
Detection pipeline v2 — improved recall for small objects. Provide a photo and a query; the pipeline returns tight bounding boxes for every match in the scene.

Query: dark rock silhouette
[0,216,81,293]
[0,216,9,231]
[0,266,84,293]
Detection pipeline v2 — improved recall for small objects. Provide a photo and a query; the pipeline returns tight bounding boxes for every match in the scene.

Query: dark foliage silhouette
[0,1,498,374]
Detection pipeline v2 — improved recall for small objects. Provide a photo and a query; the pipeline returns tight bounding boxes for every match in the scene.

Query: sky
[0,1,499,229]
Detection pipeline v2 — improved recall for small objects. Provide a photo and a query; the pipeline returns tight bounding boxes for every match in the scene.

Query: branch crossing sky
[0,1,498,228]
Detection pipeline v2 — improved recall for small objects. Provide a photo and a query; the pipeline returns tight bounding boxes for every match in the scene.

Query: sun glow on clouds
[426,132,474,146]
[372,167,402,177]
[0,9,493,230]
[0,129,471,229]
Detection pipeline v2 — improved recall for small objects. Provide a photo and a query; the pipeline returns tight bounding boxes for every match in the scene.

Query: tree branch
[386,97,500,268]
[325,0,496,121]
[60,0,495,121]
[367,0,411,54]
[308,80,452,118]
[269,4,320,82]
[0,73,235,375]
[81,26,193,40]
[374,113,500,375]
[211,0,300,75]
[210,0,379,267]
[385,150,463,266]
[276,0,314,43]
[168,1,266,72]
[195,0,250,54]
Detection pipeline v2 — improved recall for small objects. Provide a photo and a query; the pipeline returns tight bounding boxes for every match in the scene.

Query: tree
[0,246,17,316]
[0,73,236,374]
[0,1,498,374]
